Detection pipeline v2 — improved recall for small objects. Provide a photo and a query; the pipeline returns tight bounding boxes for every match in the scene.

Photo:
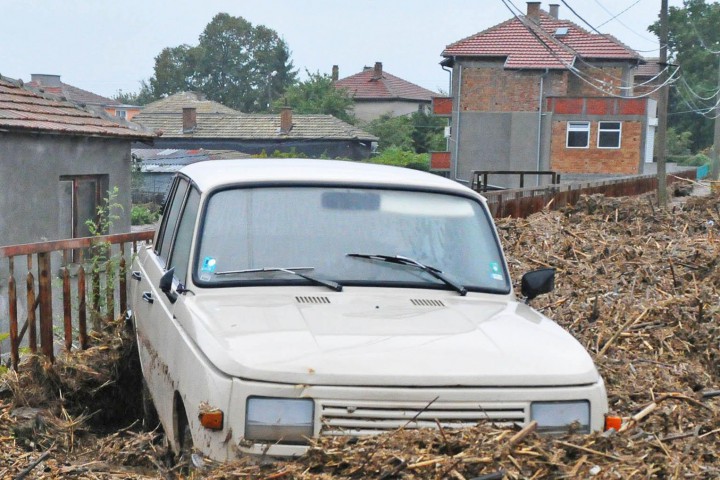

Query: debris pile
[1,189,718,479]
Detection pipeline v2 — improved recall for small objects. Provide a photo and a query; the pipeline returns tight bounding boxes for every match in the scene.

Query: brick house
[432,2,655,187]
[333,62,437,123]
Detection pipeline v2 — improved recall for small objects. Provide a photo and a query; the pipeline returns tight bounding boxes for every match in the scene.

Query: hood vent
[410,299,446,307]
[296,296,331,304]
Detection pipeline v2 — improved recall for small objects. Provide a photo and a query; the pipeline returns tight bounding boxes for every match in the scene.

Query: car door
[132,176,194,431]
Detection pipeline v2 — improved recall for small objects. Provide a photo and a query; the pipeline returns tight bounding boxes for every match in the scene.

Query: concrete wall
[353,100,429,123]
[456,111,549,188]
[0,132,132,249]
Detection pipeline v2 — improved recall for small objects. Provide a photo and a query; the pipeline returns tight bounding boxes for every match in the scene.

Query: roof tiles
[442,10,640,70]
[334,68,436,101]
[0,77,154,139]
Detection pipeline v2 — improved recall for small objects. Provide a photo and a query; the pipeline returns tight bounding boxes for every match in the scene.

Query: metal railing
[472,170,561,192]
[1,231,154,370]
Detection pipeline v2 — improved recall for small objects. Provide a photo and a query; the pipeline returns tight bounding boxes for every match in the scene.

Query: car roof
[179,158,480,198]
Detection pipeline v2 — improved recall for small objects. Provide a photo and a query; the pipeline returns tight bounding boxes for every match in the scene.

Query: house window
[116,109,127,119]
[598,121,622,149]
[566,122,590,148]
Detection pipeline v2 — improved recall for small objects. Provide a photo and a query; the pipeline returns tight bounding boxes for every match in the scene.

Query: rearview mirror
[159,268,178,303]
[521,268,555,301]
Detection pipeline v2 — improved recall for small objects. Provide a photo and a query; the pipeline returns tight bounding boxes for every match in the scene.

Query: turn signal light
[604,415,622,431]
[199,410,224,430]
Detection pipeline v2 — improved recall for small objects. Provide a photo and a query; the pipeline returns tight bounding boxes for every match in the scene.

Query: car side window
[156,178,189,266]
[167,187,201,285]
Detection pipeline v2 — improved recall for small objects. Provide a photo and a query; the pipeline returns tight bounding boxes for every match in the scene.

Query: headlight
[530,401,590,433]
[245,397,314,444]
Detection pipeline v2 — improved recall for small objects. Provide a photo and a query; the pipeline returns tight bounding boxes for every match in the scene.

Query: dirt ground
[0,180,718,479]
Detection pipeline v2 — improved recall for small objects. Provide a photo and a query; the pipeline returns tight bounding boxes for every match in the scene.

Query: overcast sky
[1,0,685,99]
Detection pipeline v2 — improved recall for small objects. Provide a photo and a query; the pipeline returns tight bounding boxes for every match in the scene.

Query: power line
[499,0,679,99]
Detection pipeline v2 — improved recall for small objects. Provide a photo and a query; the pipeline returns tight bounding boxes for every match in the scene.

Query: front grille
[296,296,331,304]
[320,400,526,436]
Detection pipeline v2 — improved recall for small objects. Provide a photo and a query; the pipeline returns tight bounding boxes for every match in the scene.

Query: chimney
[372,62,383,80]
[182,107,197,133]
[332,65,339,82]
[526,1,541,20]
[30,73,62,87]
[549,3,559,19]
[280,107,293,133]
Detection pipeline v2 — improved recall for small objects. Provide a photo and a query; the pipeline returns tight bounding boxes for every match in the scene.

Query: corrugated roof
[133,111,377,142]
[334,67,436,101]
[442,10,640,70]
[132,148,250,173]
[0,77,155,140]
[141,92,240,114]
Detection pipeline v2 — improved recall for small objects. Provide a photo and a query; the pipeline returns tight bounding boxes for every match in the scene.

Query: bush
[676,153,710,167]
[367,147,429,171]
[131,205,159,225]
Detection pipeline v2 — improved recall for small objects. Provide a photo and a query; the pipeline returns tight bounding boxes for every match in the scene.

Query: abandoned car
[129,158,609,461]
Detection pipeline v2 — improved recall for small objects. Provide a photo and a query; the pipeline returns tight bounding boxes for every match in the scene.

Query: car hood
[178,288,600,387]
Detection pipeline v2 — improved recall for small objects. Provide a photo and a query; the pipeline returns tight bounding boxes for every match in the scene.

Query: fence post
[26,255,37,354]
[38,252,54,362]
[78,263,87,349]
[8,256,19,371]
[119,242,127,316]
[62,250,72,352]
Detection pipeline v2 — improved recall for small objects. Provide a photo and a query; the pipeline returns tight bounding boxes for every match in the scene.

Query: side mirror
[521,268,555,302]
[159,268,178,303]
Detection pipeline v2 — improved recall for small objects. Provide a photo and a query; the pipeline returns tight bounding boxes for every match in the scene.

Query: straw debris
[0,190,718,479]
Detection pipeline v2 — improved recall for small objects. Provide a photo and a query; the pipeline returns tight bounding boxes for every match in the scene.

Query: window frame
[597,121,622,149]
[566,121,590,149]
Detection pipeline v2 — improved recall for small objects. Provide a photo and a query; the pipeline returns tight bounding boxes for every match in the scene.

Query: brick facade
[567,65,629,97]
[550,120,642,174]
[460,66,569,112]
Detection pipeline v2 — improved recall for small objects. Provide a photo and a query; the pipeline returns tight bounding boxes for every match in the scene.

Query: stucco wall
[352,100,428,123]
[456,111,550,188]
[0,132,132,248]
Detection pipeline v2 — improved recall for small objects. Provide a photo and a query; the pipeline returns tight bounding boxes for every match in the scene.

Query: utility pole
[712,54,720,180]
[656,0,669,206]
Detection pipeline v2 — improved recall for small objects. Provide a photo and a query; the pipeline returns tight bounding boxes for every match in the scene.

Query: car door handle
[142,292,154,304]
[131,271,142,281]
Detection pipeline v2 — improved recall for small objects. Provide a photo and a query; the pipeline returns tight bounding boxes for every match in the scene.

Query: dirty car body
[129,158,608,460]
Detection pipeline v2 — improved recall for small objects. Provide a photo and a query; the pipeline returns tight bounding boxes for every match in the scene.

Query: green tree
[367,146,429,171]
[112,81,155,106]
[409,111,447,153]
[649,0,720,151]
[275,70,356,124]
[365,114,415,151]
[365,111,446,153]
[145,13,297,112]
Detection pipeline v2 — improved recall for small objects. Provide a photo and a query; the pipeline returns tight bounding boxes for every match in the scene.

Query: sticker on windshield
[201,256,217,274]
[489,262,504,281]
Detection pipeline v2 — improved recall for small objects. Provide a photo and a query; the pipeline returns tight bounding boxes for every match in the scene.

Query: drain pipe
[441,63,452,154]
[453,63,465,183]
[536,68,549,186]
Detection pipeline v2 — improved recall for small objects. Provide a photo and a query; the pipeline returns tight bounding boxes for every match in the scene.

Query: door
[60,175,106,262]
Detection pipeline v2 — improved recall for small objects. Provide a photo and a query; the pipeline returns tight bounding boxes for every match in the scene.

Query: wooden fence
[483,170,697,218]
[0,231,154,370]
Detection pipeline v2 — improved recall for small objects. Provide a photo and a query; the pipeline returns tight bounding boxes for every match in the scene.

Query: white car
[129,158,608,461]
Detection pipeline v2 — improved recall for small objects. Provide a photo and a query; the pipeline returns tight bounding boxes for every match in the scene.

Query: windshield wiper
[346,254,467,296]
[215,267,343,292]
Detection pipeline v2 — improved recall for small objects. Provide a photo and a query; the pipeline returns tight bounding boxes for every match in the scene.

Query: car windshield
[194,186,510,293]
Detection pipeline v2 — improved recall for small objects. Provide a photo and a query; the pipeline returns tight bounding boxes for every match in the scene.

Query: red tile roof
[634,58,660,77]
[26,79,121,107]
[442,10,640,70]
[0,77,154,139]
[334,67,436,101]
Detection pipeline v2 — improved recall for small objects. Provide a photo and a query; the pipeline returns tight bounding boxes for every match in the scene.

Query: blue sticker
[489,262,504,281]
[201,256,217,273]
